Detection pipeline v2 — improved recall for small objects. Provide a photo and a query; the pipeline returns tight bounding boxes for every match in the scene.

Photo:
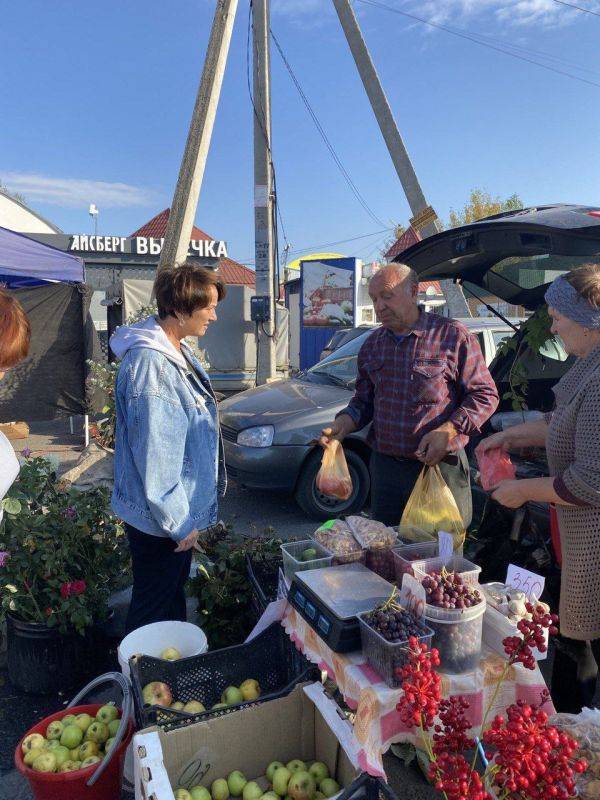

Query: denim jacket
[110,316,226,541]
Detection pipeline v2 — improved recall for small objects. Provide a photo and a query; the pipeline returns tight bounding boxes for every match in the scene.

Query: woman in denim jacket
[110,265,227,632]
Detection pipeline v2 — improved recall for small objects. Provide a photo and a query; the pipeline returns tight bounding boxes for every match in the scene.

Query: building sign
[302,260,355,327]
[68,235,228,258]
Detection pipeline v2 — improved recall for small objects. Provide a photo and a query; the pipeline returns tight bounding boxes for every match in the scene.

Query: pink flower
[71,580,86,596]
[60,580,87,598]
[21,447,32,458]
[60,582,72,599]
[0,551,10,567]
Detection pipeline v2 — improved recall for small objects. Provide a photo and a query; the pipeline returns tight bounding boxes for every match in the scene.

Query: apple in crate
[183,700,206,714]
[142,681,173,707]
[221,686,244,706]
[228,770,247,796]
[243,782,263,800]
[191,789,212,800]
[286,761,306,774]
[319,779,340,798]
[272,767,292,797]
[266,761,285,782]
[288,772,316,800]
[309,764,329,784]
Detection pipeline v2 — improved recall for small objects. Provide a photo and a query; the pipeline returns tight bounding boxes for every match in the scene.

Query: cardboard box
[134,683,360,800]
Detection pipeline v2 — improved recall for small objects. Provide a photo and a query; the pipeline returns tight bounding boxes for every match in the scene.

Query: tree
[448,189,522,228]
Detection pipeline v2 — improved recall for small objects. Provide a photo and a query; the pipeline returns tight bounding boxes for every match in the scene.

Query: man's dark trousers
[369,449,472,529]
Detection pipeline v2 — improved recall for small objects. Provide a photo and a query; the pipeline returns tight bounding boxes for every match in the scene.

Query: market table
[281,603,555,778]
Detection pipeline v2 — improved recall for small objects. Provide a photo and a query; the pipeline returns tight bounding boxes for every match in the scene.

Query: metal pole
[331,0,470,316]
[158,0,239,271]
[253,0,277,383]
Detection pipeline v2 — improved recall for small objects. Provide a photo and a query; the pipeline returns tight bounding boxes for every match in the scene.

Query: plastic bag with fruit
[313,519,364,564]
[346,516,397,581]
[399,465,465,551]
[316,440,352,500]
[551,707,600,798]
[476,447,516,491]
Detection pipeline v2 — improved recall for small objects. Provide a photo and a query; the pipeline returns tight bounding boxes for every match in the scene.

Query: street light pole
[253,0,277,384]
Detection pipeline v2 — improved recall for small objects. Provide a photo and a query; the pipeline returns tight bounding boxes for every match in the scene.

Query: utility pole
[331,0,470,316]
[253,0,277,383]
[158,0,238,272]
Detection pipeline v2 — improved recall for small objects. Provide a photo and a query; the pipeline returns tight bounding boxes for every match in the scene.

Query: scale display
[289,564,393,653]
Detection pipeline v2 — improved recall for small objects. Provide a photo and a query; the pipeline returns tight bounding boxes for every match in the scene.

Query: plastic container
[358,612,434,687]
[130,621,319,731]
[118,620,207,679]
[392,541,440,580]
[482,603,548,661]
[281,539,333,581]
[15,673,133,800]
[412,555,482,587]
[423,597,486,674]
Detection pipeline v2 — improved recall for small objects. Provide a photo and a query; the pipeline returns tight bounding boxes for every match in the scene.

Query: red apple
[142,681,173,707]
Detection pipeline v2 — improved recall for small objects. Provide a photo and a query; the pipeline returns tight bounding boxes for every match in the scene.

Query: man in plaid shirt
[321,263,499,526]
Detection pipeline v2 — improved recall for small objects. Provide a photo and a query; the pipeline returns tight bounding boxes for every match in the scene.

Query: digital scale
[288,563,394,653]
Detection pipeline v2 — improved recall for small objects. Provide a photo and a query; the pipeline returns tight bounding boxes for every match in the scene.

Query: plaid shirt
[339,312,499,458]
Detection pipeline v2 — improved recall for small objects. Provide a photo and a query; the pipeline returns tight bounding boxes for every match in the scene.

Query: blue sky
[1,0,599,267]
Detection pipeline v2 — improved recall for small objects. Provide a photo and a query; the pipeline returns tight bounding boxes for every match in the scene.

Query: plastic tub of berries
[412,555,481,587]
[358,607,434,688]
[280,540,333,582]
[392,541,440,580]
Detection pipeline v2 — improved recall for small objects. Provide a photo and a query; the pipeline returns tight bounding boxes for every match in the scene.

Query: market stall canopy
[0,225,85,287]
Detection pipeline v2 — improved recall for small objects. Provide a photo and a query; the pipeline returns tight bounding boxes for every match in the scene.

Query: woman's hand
[475,430,510,457]
[491,479,529,508]
[174,529,199,552]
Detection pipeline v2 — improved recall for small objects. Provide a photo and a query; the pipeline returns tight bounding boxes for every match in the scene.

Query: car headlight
[237,425,275,448]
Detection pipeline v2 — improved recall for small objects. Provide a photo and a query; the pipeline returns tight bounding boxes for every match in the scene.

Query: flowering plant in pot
[0,454,129,635]
[397,603,588,800]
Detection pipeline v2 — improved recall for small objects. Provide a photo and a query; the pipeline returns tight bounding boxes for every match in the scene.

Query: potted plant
[0,454,130,693]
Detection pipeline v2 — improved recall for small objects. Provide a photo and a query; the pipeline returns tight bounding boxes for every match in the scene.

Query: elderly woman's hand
[174,529,199,552]
[491,479,529,509]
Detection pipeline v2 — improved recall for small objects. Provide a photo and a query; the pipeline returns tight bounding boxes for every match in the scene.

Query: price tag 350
[505,563,545,601]
[400,574,426,619]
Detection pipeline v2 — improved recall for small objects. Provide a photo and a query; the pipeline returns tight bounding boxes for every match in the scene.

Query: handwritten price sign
[438,531,454,564]
[505,564,545,601]
[400,573,426,619]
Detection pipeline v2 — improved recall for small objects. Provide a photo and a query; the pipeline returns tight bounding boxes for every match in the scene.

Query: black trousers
[124,523,192,634]
[551,635,600,713]
[369,449,473,529]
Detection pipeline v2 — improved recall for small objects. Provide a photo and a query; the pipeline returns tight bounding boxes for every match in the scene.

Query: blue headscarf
[544,274,600,329]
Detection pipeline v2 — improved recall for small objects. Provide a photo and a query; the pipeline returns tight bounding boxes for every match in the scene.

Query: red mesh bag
[476,447,516,491]
[316,440,352,500]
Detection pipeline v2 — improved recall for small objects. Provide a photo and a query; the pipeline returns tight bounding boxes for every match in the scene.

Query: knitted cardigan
[546,343,600,641]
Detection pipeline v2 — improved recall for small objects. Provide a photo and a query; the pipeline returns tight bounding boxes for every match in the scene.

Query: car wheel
[294,447,370,521]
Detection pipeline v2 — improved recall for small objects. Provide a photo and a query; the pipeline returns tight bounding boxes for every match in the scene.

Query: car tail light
[587,211,600,218]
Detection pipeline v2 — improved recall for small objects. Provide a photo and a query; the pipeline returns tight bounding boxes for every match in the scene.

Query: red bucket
[15,703,134,800]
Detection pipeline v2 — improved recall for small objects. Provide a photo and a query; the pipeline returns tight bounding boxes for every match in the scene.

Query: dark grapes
[363,606,430,642]
[421,570,482,609]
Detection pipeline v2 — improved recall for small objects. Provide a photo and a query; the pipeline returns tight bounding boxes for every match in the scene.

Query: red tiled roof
[384,225,421,261]
[419,280,442,294]
[130,208,255,287]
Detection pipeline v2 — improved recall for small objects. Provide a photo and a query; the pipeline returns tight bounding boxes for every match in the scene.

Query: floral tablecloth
[282,604,554,778]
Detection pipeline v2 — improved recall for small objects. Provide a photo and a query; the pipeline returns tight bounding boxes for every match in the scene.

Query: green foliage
[449,189,523,228]
[495,307,555,410]
[0,456,130,634]
[190,528,286,649]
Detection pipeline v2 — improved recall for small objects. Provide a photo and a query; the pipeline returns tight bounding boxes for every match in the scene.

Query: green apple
[172,701,186,711]
[176,791,193,800]
[308,763,329,784]
[242,782,263,800]
[74,713,93,732]
[58,760,81,772]
[160,646,182,661]
[212,703,228,711]
[183,700,206,714]
[69,748,81,760]
[191,787,212,800]
[60,725,83,750]
[272,767,292,797]
[261,793,279,800]
[46,740,62,751]
[286,761,307,774]
[78,741,99,760]
[61,715,77,726]
[104,737,116,752]
[288,772,316,800]
[301,548,318,562]
[32,752,57,772]
[46,720,64,740]
[240,679,261,701]
[266,761,285,783]
[22,733,47,754]
[319,779,340,798]
[24,748,46,767]
[85,721,109,744]
[53,746,71,768]
[314,793,325,800]
[81,755,101,769]
[227,770,247,796]
[221,686,244,706]
[108,719,120,738]
[212,778,230,800]
[96,703,119,725]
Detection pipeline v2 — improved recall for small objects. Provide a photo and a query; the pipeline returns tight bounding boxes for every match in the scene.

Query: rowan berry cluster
[396,636,441,730]
[433,696,475,756]
[429,752,492,800]
[501,601,559,669]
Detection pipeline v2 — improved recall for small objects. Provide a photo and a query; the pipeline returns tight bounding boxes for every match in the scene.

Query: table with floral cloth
[281,604,554,779]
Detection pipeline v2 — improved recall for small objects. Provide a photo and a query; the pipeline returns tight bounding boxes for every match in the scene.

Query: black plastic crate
[130,622,319,731]
[337,774,400,800]
[246,552,281,615]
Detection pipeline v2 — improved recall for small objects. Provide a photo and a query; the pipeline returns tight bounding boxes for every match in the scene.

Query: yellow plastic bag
[316,440,352,500]
[399,465,465,550]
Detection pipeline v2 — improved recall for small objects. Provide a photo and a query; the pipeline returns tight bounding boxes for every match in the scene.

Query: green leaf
[2,497,22,515]
[390,742,416,766]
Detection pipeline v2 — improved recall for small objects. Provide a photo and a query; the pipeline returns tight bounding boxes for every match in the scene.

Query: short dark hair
[0,288,31,368]
[153,264,226,320]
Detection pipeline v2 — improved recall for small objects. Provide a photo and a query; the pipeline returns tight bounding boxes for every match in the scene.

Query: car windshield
[489,253,594,291]
[308,329,372,385]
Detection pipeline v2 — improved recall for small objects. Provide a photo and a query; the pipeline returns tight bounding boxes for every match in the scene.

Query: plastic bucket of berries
[412,555,481,587]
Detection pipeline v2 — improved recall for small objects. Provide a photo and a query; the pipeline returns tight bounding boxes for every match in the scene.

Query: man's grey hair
[382,262,419,287]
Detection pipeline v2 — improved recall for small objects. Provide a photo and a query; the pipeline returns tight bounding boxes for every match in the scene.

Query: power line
[355,0,600,89]
[270,27,388,227]
[551,0,600,18]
